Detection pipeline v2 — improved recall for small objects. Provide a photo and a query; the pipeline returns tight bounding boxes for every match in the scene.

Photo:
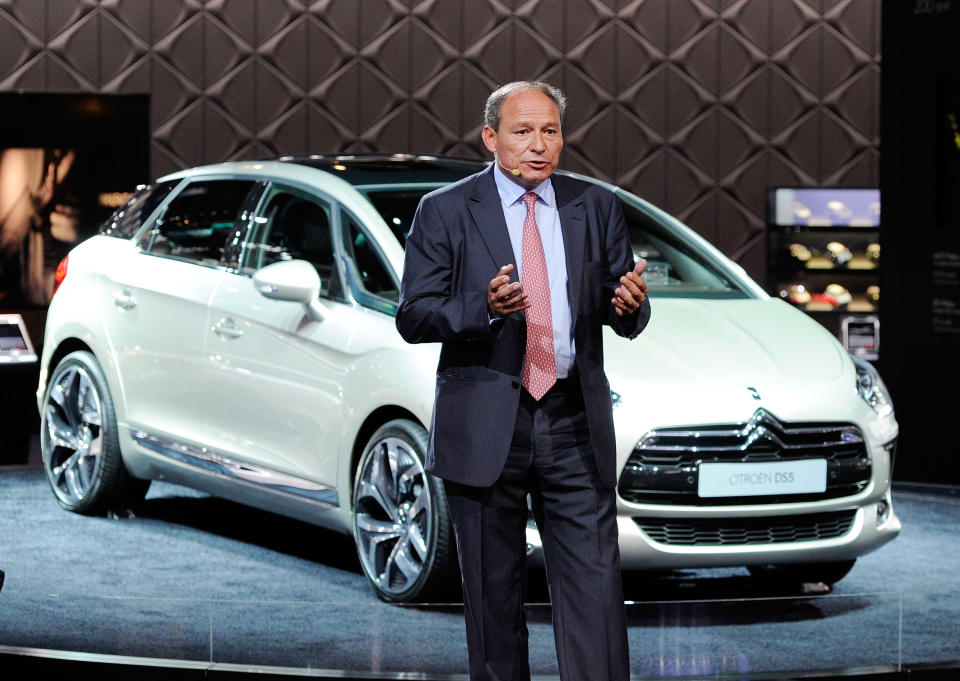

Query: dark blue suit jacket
[396,165,651,488]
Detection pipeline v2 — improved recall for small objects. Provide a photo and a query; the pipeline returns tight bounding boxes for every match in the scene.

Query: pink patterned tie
[521,192,556,400]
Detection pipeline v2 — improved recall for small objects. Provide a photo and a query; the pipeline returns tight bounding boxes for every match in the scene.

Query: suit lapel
[468,166,517,272]
[554,174,586,319]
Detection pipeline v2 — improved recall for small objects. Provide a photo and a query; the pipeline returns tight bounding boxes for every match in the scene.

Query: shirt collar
[492,164,554,208]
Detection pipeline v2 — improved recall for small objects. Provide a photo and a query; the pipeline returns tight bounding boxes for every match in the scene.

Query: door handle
[113,289,137,310]
[213,317,244,339]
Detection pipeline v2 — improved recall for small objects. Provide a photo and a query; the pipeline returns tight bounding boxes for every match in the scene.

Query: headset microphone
[496,156,522,177]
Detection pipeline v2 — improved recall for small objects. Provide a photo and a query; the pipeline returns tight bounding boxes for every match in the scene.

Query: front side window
[243,189,343,300]
[141,179,255,266]
[340,212,399,312]
[100,181,178,239]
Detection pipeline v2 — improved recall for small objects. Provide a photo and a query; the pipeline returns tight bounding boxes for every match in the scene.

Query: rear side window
[141,179,255,266]
[99,181,178,239]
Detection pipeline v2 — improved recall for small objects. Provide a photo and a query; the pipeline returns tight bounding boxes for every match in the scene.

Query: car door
[202,184,357,492]
[101,177,258,445]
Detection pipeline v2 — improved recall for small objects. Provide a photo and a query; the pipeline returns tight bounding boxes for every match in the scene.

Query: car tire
[748,559,856,587]
[40,350,150,515]
[352,418,459,603]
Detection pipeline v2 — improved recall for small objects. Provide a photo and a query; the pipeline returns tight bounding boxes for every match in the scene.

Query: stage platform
[1,464,958,681]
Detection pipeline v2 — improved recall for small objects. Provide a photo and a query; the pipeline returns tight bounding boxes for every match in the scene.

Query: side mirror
[252,260,326,322]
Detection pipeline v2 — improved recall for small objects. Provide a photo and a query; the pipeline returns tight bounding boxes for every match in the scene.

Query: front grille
[618,409,872,506]
[635,510,857,546]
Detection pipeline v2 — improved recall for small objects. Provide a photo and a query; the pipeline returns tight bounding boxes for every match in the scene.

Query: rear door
[102,178,258,446]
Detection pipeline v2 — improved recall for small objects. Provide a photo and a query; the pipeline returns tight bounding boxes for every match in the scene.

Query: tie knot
[522,192,538,212]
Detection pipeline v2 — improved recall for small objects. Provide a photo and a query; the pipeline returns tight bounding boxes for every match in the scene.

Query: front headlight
[851,354,894,418]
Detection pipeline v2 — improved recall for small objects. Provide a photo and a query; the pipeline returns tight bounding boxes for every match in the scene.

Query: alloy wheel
[42,364,104,506]
[354,435,433,597]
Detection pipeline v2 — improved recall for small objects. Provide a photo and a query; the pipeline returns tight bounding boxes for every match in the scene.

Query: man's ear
[481,125,497,154]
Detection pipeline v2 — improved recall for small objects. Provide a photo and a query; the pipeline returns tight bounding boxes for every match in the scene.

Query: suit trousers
[444,375,630,681]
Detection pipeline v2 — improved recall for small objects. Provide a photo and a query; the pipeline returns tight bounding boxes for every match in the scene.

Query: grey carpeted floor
[1,463,959,678]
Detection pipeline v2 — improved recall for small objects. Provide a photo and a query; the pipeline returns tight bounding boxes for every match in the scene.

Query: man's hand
[612,258,648,317]
[488,264,530,317]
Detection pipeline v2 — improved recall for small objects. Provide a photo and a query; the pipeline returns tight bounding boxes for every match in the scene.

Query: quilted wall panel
[0,0,880,280]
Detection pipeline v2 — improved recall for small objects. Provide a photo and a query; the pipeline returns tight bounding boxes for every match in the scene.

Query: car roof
[273,153,488,187]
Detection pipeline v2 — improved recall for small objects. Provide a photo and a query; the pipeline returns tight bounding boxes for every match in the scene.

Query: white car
[37,154,900,602]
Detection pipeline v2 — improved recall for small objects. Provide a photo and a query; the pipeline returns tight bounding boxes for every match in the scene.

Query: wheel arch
[44,338,96,393]
[348,405,424,509]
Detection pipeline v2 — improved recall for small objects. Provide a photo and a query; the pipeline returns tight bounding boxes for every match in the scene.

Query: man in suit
[396,80,650,681]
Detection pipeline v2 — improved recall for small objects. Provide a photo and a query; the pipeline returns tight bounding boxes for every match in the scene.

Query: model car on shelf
[36,154,901,602]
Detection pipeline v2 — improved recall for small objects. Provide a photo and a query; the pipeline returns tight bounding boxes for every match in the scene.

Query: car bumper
[524,489,901,569]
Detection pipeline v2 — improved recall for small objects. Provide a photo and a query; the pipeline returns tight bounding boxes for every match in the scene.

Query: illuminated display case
[767,187,881,360]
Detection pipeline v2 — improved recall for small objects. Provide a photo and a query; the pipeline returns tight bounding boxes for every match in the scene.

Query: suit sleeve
[396,194,492,344]
[603,192,651,339]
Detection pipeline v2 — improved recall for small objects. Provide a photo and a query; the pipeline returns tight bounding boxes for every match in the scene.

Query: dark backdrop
[0,0,881,284]
[880,0,960,485]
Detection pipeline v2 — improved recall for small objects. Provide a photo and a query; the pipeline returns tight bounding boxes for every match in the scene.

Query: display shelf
[767,188,881,360]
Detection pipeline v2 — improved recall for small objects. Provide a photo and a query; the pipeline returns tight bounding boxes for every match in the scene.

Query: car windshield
[363,189,425,246]
[617,196,750,299]
[361,185,751,299]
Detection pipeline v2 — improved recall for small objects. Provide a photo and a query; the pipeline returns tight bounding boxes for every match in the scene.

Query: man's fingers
[497,281,522,301]
[628,272,648,296]
[611,295,631,316]
[621,271,648,298]
[634,257,647,276]
[489,275,509,292]
[487,264,528,316]
[619,276,647,306]
[619,275,642,298]
[489,264,515,291]
[491,294,529,316]
[614,287,639,305]
[503,295,529,310]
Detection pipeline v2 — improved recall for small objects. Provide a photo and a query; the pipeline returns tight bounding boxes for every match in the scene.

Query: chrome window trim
[353,182,449,193]
[131,430,339,508]
[132,251,239,272]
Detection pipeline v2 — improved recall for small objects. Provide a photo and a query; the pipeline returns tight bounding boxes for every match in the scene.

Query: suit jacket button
[511,381,520,389]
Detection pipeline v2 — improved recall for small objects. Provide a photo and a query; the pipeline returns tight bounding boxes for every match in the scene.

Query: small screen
[771,188,880,227]
[0,322,28,351]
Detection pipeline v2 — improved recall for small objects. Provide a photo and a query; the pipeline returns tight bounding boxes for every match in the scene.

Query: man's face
[482,90,563,189]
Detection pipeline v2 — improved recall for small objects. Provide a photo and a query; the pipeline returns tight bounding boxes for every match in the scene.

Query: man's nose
[530,130,546,152]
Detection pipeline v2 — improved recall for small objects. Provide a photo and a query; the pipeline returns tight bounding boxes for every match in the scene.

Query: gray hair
[483,81,567,130]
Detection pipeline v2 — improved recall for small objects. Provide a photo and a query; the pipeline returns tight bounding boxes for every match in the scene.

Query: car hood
[605,297,849,387]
